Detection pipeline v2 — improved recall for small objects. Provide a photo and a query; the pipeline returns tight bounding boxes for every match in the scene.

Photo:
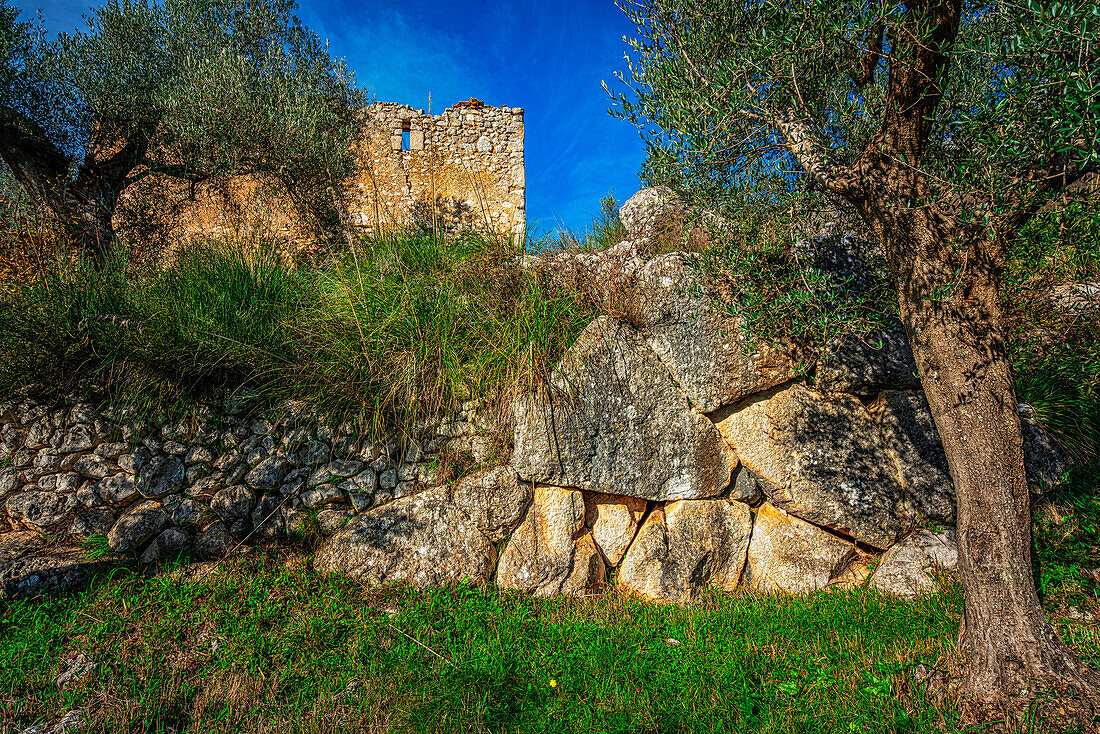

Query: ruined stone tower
[349,100,526,238]
[121,99,526,246]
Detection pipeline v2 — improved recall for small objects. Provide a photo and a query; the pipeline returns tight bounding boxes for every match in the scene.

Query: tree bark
[848,163,1098,723]
[1,109,137,261]
[63,186,119,260]
[787,0,1099,720]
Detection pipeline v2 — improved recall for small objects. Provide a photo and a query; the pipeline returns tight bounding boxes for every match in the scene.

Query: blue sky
[14,0,648,236]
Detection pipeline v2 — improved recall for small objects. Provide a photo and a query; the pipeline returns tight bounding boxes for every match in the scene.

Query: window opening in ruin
[401,120,411,151]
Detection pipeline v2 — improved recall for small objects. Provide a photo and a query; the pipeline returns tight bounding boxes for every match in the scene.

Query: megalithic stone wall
[116,99,525,247]
[5,189,1074,605]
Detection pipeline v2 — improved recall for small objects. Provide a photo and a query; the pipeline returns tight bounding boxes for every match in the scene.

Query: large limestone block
[870,529,957,599]
[496,485,605,597]
[717,383,907,548]
[869,390,955,524]
[618,498,752,603]
[744,502,855,595]
[450,466,532,543]
[314,487,496,588]
[584,491,647,565]
[635,254,798,412]
[512,317,735,501]
[618,186,689,252]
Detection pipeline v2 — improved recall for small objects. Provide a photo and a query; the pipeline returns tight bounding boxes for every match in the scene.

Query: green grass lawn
[2,547,1095,734]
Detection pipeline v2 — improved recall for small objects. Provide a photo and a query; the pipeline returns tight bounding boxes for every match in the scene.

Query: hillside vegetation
[0,187,1097,733]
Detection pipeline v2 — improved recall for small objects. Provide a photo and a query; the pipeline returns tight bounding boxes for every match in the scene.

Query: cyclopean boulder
[717,383,908,548]
[314,486,496,588]
[495,485,606,597]
[512,317,736,502]
[618,498,752,603]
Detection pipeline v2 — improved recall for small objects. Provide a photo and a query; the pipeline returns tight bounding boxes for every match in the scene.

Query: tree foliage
[610,0,1097,225]
[0,0,366,254]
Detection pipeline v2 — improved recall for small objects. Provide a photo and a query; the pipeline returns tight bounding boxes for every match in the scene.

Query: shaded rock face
[512,317,736,502]
[210,485,257,521]
[1021,416,1071,493]
[6,490,77,531]
[496,485,606,597]
[450,466,532,544]
[870,529,957,599]
[195,521,235,559]
[870,391,1070,524]
[717,384,908,548]
[728,465,763,504]
[140,527,191,564]
[744,503,855,595]
[314,487,496,588]
[107,501,168,553]
[870,390,955,525]
[793,233,888,301]
[618,498,752,603]
[137,456,185,499]
[246,456,288,490]
[816,322,920,395]
[583,491,647,566]
[634,254,799,412]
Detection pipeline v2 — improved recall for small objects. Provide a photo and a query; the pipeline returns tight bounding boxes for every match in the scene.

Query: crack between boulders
[704,376,807,425]
[769,501,885,554]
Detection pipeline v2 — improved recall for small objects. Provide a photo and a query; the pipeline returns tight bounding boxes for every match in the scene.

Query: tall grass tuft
[0,229,597,438]
[283,231,595,436]
[1005,193,1100,467]
[0,240,306,417]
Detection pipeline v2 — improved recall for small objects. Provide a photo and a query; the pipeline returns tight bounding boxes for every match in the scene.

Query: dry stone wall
[2,188,1072,604]
[0,396,494,597]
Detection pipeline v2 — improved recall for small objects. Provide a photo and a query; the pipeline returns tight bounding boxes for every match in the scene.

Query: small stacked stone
[0,397,469,564]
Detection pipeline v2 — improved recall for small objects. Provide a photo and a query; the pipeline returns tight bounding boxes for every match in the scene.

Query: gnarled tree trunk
[852,169,1098,723]
[1,110,133,262]
[63,182,120,260]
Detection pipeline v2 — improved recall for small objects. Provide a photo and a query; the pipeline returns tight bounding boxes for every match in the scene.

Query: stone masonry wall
[119,99,525,248]
[347,101,526,238]
[0,396,492,573]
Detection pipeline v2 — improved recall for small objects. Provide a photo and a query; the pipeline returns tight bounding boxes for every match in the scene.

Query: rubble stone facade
[123,99,525,246]
[348,101,526,238]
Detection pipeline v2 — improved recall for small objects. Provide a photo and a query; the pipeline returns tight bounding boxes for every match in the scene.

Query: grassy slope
[1,550,972,734]
[0,232,597,437]
[3,547,1096,734]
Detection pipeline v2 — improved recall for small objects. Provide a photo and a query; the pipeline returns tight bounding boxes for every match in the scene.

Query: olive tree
[0,0,365,258]
[610,0,1098,724]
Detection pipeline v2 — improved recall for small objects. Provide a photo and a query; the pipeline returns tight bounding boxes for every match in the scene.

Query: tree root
[912,662,1100,733]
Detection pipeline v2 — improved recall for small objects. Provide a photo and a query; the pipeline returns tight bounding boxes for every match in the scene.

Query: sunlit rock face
[511,316,736,502]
